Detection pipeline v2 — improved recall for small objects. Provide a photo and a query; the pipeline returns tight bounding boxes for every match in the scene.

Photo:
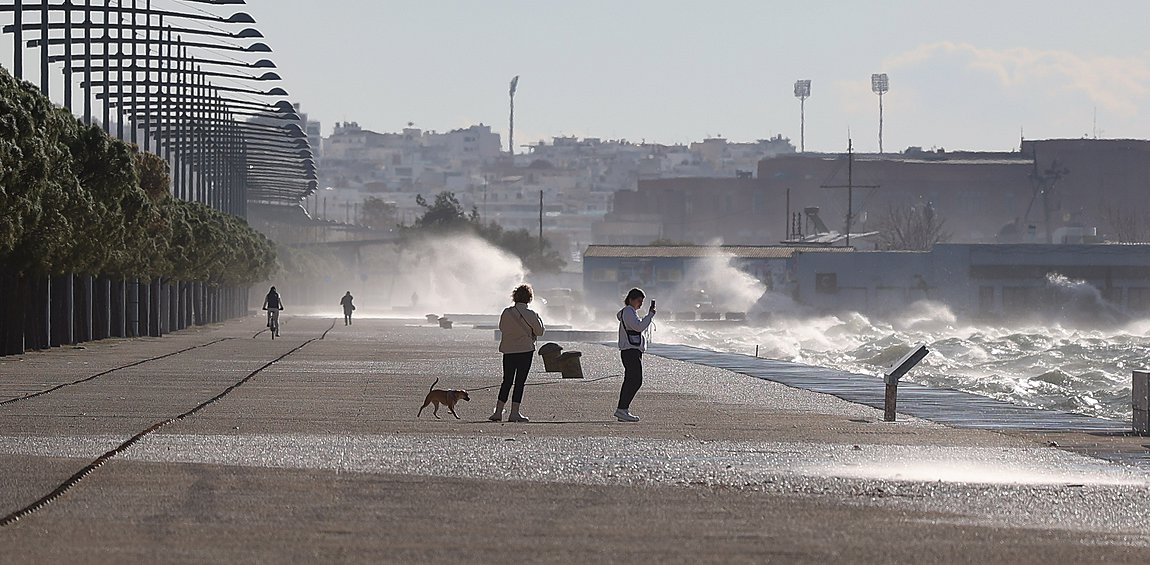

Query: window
[1129,288,1150,313]
[815,273,838,294]
[592,268,619,282]
[979,286,995,314]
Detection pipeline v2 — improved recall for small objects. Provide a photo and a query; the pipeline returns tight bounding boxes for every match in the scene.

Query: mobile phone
[650,300,656,310]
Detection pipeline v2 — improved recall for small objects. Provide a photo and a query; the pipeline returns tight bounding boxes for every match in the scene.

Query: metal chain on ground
[467,373,622,392]
[0,320,337,528]
[0,338,233,407]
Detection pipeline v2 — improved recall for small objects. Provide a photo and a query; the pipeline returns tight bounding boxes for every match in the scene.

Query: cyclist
[262,286,284,336]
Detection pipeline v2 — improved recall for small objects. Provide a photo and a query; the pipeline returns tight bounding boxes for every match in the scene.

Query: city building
[601,139,1150,248]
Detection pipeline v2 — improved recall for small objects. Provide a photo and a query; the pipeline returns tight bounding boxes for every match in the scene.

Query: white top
[617,305,655,351]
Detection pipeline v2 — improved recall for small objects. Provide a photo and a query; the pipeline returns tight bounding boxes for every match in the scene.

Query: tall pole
[14,0,22,78]
[509,75,519,155]
[800,97,805,153]
[129,0,138,145]
[877,93,884,154]
[869,74,887,156]
[102,0,110,132]
[846,139,853,247]
[40,0,48,94]
[785,187,790,240]
[64,0,73,111]
[793,80,810,153]
[538,190,543,257]
[83,0,91,124]
[116,0,124,140]
[820,139,877,249]
[142,0,151,153]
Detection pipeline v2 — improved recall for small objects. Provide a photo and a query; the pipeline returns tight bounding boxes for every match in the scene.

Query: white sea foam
[634,252,1148,422]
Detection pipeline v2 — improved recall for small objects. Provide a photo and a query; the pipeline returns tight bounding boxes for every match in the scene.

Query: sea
[652,298,1150,423]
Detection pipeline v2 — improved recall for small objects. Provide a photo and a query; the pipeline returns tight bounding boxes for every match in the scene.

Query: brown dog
[418,378,470,419]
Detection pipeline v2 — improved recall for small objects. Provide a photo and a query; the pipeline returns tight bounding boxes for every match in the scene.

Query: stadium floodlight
[793,79,811,152]
[871,73,889,153]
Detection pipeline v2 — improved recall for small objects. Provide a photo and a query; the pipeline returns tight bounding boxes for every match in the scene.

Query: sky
[6,1,1150,153]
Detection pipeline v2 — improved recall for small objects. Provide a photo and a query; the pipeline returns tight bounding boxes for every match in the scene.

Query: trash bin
[538,342,563,372]
[438,317,453,329]
[558,351,583,379]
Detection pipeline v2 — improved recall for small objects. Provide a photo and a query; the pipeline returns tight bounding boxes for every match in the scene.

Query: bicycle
[266,309,281,339]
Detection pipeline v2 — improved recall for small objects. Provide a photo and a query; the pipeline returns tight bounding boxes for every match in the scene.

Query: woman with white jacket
[616,287,655,422]
[492,284,545,422]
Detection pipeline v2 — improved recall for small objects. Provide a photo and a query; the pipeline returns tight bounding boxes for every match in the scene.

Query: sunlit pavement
[2,315,1150,563]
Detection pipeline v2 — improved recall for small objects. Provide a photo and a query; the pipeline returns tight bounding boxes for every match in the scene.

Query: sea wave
[652,300,1150,422]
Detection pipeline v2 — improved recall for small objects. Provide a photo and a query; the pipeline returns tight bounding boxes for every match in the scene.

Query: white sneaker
[614,408,640,422]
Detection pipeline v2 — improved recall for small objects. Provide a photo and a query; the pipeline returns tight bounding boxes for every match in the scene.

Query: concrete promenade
[2,316,1150,563]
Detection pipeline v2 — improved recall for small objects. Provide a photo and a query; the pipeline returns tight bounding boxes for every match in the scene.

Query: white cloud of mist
[885,42,1150,117]
[329,233,527,317]
[390,234,529,315]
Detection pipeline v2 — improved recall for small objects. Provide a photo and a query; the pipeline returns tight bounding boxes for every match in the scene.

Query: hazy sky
[6,1,1149,152]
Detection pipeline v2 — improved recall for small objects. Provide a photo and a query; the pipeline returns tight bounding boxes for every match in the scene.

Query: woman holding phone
[615,287,655,422]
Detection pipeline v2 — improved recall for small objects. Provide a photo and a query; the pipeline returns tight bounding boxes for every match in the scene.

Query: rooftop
[584,245,855,259]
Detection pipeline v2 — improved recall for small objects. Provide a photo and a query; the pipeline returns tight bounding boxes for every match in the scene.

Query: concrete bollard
[558,351,584,378]
[1134,370,1150,434]
[538,342,564,372]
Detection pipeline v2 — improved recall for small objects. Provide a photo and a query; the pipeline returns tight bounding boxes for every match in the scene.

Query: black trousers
[500,351,534,403]
[618,348,643,410]
[343,310,352,325]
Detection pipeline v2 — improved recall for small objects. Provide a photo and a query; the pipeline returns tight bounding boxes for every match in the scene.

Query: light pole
[871,73,888,154]
[793,79,810,153]
[508,74,518,155]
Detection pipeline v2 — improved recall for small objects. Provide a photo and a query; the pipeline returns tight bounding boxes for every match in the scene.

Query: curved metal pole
[13,0,22,78]
[39,0,46,93]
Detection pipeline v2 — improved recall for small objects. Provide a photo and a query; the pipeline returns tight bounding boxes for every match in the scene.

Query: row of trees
[0,66,275,284]
[1,67,276,355]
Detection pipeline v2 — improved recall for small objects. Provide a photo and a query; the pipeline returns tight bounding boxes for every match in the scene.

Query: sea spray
[395,234,527,314]
[677,254,767,313]
[659,300,1150,422]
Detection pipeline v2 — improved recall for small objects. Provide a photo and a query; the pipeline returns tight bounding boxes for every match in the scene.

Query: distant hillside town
[287,113,794,263]
[276,108,1150,273]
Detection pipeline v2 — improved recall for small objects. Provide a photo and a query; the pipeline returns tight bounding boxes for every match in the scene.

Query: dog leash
[467,373,622,392]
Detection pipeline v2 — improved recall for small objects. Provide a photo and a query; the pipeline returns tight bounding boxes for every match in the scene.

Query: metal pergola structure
[0,0,317,217]
[0,0,318,354]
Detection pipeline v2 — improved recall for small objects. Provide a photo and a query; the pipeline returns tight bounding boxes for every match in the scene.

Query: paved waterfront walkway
[2,317,1150,563]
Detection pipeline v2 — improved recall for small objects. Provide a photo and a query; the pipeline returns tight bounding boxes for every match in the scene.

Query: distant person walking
[340,291,355,325]
[615,287,655,422]
[262,286,284,335]
[492,284,545,423]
